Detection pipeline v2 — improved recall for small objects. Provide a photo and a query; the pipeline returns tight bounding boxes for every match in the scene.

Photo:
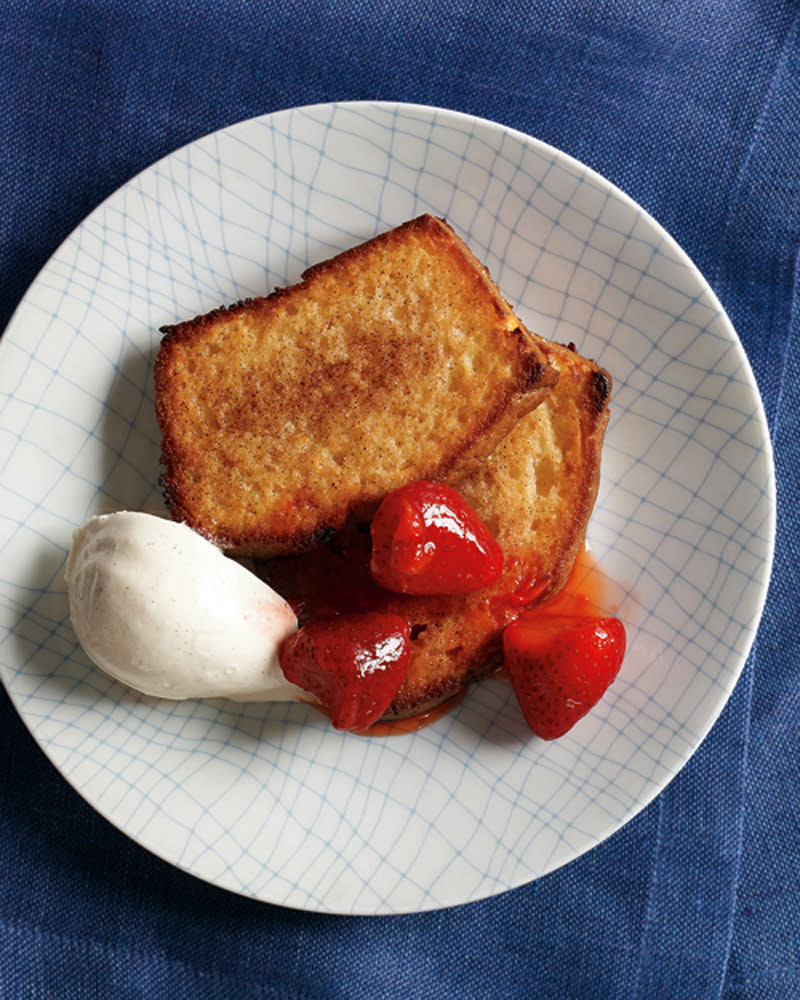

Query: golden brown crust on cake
[155,216,557,556]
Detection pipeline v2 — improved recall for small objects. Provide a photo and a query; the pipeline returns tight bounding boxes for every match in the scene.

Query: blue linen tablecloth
[1,1,798,997]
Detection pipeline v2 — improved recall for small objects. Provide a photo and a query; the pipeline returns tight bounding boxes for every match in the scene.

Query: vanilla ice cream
[65,511,303,701]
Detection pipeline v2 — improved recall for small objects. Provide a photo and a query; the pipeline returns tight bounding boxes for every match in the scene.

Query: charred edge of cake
[589,369,612,415]
[509,327,559,391]
[157,299,264,341]
[222,519,344,558]
[563,342,612,416]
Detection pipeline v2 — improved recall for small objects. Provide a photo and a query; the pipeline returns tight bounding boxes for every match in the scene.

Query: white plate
[0,102,775,914]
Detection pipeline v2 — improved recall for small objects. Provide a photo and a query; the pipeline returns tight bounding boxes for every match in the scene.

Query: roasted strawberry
[370,480,503,595]
[279,612,411,732]
[503,614,626,739]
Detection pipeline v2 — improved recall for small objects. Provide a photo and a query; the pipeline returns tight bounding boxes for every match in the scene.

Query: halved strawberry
[503,614,626,739]
[370,480,503,595]
[279,612,411,732]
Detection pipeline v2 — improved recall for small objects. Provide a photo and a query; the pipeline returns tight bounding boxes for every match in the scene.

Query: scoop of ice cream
[65,511,303,701]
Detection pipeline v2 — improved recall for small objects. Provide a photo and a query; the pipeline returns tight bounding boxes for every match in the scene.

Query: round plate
[0,102,775,914]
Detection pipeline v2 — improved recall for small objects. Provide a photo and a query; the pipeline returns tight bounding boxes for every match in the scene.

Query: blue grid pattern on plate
[0,102,775,914]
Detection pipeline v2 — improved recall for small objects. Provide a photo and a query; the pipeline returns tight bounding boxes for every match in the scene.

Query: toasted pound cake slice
[257,336,611,718]
[155,216,557,556]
